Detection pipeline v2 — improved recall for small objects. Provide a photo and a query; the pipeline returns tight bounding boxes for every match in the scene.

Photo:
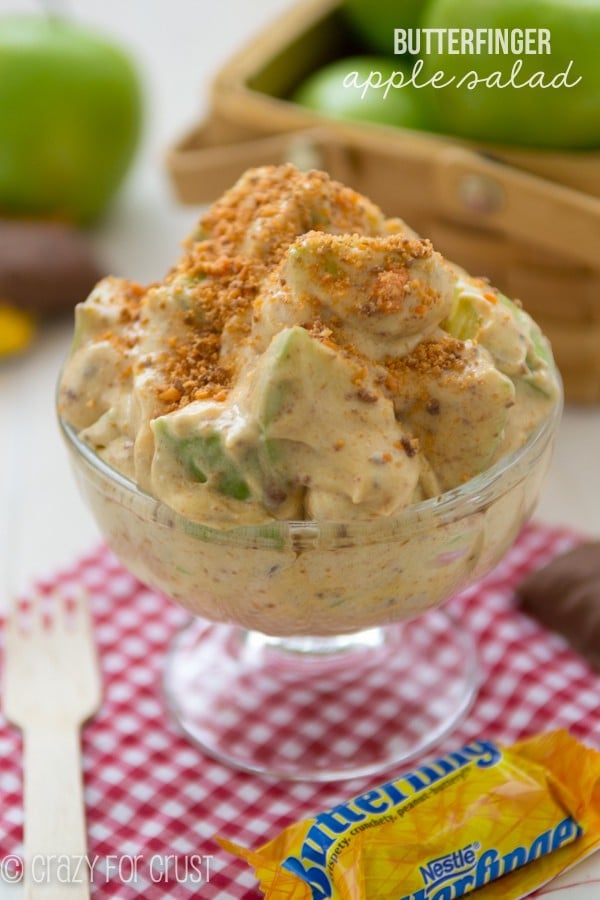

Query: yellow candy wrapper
[0,302,36,357]
[219,730,600,899]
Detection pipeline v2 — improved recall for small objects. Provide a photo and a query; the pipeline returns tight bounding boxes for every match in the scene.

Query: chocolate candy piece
[517,542,600,669]
[0,219,103,314]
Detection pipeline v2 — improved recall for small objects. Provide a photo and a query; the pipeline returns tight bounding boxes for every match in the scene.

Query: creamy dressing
[58,166,559,528]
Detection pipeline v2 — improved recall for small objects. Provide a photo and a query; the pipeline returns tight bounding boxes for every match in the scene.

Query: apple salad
[59,165,559,529]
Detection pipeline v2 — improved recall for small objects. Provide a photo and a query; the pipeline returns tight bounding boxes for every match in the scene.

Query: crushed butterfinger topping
[149,165,391,410]
[363,268,410,315]
[153,252,265,410]
[191,165,384,267]
[385,338,467,383]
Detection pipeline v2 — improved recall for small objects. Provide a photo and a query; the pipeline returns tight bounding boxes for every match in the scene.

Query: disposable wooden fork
[3,591,102,899]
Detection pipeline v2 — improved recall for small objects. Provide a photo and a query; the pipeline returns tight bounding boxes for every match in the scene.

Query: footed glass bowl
[58,390,562,780]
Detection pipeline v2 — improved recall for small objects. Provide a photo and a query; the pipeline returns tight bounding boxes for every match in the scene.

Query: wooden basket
[166,0,600,403]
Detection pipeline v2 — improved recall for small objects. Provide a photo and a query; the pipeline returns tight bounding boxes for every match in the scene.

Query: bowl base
[164,610,478,781]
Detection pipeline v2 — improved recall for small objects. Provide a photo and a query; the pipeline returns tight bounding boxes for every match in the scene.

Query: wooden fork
[3,591,102,898]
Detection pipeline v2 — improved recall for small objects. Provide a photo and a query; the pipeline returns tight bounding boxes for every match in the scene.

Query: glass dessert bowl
[58,388,561,781]
[57,165,564,778]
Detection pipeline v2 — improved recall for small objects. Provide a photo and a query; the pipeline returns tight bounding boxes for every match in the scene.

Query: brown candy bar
[517,542,600,669]
[0,219,103,314]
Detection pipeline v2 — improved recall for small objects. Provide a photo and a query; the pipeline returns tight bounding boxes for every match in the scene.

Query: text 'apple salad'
[58,165,560,527]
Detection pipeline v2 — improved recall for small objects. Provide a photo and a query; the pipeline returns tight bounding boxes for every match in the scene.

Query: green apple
[0,14,143,224]
[292,56,429,130]
[421,0,600,149]
[342,0,425,55]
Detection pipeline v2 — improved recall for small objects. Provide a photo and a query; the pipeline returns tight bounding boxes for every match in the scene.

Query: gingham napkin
[0,522,598,898]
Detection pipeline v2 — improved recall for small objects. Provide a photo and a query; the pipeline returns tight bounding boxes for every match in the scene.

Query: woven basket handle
[432,147,600,269]
[167,122,600,268]
[167,124,367,205]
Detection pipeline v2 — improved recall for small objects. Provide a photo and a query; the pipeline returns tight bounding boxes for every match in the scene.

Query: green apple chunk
[253,326,422,519]
[284,231,454,359]
[391,337,515,491]
[153,418,251,500]
[71,277,135,350]
[150,400,301,521]
[60,278,138,429]
[421,0,600,148]
[442,278,558,396]
[0,15,142,223]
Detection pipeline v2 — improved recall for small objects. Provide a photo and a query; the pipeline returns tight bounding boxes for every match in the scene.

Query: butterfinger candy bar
[219,730,600,899]
[517,542,600,669]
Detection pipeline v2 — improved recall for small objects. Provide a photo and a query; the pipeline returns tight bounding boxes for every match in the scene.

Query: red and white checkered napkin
[1,522,599,898]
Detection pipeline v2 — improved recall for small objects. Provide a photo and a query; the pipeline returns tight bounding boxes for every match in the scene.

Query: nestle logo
[420,843,479,887]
